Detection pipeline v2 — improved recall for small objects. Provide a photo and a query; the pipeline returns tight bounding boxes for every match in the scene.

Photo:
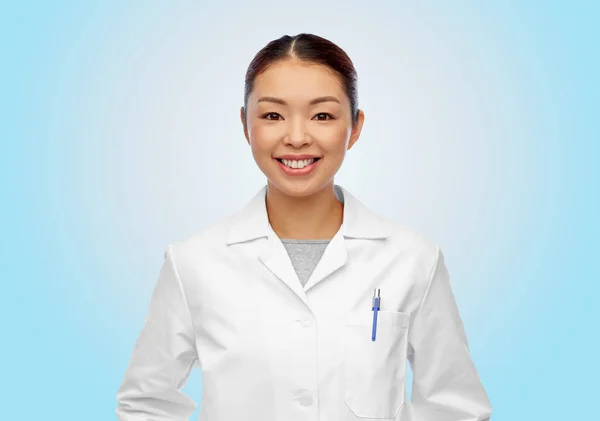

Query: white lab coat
[116,185,492,421]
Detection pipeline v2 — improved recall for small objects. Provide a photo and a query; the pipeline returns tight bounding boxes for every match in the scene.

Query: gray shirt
[279,188,342,287]
[281,239,331,287]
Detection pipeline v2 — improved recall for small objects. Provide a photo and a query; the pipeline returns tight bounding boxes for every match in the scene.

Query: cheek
[319,124,351,153]
[249,125,278,152]
[248,126,279,170]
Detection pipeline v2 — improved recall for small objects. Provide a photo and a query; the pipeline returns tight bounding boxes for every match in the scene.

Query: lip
[274,156,321,176]
[274,154,321,160]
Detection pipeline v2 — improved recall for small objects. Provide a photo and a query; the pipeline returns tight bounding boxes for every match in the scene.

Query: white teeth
[281,158,315,169]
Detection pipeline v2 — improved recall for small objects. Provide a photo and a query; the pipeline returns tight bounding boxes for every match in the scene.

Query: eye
[314,113,333,121]
[262,112,282,120]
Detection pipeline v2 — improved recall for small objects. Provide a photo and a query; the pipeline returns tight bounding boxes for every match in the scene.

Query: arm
[408,246,492,421]
[116,245,199,421]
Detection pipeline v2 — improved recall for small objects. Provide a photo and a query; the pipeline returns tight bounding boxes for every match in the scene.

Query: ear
[347,109,365,151]
[240,106,250,144]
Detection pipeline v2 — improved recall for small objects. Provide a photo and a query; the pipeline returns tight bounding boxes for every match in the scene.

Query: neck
[265,182,343,240]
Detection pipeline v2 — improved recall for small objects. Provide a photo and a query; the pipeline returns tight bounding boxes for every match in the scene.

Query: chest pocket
[342,310,410,419]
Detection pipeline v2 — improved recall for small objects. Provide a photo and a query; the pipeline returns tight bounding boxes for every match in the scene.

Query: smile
[277,158,318,169]
[274,157,321,176]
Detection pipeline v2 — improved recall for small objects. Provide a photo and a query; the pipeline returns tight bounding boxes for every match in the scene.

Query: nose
[283,117,312,148]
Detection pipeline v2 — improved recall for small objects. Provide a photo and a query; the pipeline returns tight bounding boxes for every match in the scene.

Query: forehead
[251,60,347,104]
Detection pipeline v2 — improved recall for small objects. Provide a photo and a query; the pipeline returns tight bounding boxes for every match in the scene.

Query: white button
[299,319,313,327]
[297,393,313,406]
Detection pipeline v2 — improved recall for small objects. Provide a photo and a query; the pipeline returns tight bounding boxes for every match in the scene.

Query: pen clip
[372,288,381,309]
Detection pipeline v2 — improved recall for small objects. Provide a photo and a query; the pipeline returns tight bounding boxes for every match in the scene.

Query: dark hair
[243,33,359,125]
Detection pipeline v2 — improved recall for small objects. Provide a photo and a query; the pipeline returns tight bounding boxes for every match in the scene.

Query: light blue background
[1,1,598,420]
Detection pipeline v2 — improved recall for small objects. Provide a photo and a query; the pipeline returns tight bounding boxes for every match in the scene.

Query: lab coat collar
[226,184,388,245]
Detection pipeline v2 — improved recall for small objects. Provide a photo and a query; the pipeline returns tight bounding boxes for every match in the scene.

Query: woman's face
[241,59,364,197]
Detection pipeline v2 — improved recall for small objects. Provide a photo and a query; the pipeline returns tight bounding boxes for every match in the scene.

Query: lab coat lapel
[258,233,309,302]
[226,186,309,304]
[303,185,388,291]
[302,227,347,291]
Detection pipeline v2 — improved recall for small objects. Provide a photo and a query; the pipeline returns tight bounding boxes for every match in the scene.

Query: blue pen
[372,288,380,341]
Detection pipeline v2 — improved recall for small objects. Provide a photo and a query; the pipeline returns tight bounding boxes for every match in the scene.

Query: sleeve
[407,245,492,421]
[116,245,199,421]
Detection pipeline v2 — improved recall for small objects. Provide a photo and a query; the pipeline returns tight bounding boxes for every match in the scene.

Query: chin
[267,178,329,198]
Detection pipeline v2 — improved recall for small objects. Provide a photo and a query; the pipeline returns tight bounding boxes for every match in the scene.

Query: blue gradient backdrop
[2,1,598,420]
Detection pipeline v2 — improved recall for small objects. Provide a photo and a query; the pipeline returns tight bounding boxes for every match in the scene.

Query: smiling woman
[116,33,493,421]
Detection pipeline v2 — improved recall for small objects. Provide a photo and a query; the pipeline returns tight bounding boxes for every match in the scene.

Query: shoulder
[381,215,437,251]
[164,211,240,263]
[340,184,439,265]
[376,214,441,274]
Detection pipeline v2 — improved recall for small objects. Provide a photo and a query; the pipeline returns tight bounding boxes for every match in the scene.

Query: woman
[116,33,492,421]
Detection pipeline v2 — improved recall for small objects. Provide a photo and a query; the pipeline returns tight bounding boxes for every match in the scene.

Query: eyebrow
[256,96,340,106]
